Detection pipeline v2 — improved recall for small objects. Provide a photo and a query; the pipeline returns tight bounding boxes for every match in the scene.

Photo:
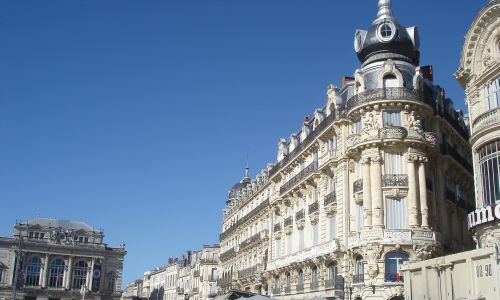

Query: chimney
[421,65,433,81]
[342,76,355,87]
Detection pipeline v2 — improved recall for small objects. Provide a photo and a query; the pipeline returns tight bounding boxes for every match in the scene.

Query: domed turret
[227,166,251,204]
[354,0,420,66]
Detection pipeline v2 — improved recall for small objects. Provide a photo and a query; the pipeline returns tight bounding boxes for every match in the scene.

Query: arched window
[297,270,304,292]
[25,256,41,286]
[326,262,341,289]
[383,75,399,88]
[385,252,409,282]
[273,275,280,294]
[72,261,88,289]
[354,256,364,283]
[479,140,500,206]
[311,266,318,290]
[48,258,65,288]
[285,272,291,293]
[107,272,116,292]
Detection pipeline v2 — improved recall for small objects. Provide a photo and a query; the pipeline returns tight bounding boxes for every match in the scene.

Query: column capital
[371,155,383,164]
[360,157,371,165]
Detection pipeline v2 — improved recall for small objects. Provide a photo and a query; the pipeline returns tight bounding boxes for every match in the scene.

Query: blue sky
[0,0,487,285]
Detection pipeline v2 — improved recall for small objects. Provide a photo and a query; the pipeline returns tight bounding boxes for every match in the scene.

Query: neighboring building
[218,0,475,299]
[218,167,271,295]
[0,218,126,300]
[190,246,219,300]
[121,279,144,300]
[149,268,167,300]
[164,260,178,300]
[176,251,192,300]
[456,0,500,248]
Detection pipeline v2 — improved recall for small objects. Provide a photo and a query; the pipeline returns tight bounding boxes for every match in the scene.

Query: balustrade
[239,232,262,251]
[280,161,318,195]
[284,216,293,228]
[295,209,305,221]
[473,107,500,133]
[346,88,424,111]
[308,201,319,214]
[324,192,336,206]
[382,174,408,187]
[273,223,282,233]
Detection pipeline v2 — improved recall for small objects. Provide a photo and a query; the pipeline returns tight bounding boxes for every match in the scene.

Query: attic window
[377,21,396,42]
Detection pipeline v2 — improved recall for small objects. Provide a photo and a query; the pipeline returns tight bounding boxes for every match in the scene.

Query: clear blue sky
[0,0,487,285]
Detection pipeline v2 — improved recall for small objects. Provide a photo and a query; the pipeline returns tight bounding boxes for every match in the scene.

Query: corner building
[218,1,475,299]
[456,0,500,248]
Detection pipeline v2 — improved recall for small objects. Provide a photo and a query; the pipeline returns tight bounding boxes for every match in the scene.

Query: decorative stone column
[88,258,96,291]
[370,155,384,228]
[407,155,419,228]
[65,256,74,289]
[418,158,429,229]
[361,157,372,229]
[42,253,50,288]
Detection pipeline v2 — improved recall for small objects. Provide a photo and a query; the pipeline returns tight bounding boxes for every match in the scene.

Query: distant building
[218,0,475,299]
[0,218,126,300]
[121,280,144,300]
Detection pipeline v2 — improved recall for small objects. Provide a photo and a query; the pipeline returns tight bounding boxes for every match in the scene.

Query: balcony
[193,270,200,277]
[177,288,184,295]
[352,274,364,284]
[220,247,236,262]
[353,179,363,194]
[325,276,345,290]
[269,113,336,178]
[280,161,318,195]
[240,232,262,251]
[284,216,293,228]
[320,149,337,166]
[192,288,199,294]
[217,275,233,286]
[472,107,500,135]
[385,273,405,283]
[284,286,291,294]
[347,134,361,148]
[346,88,425,112]
[382,174,408,188]
[272,288,281,295]
[348,229,436,247]
[310,281,319,291]
[200,258,218,265]
[308,201,319,215]
[441,143,473,172]
[324,192,336,207]
[273,223,282,233]
[220,199,270,241]
[238,266,257,279]
[379,126,408,139]
[296,284,304,293]
[295,209,305,221]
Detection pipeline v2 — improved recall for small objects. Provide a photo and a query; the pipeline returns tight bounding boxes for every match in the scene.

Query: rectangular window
[286,234,292,255]
[312,223,319,245]
[329,136,337,151]
[298,229,305,251]
[355,120,362,134]
[386,197,407,229]
[357,204,365,231]
[330,215,337,240]
[275,239,281,258]
[383,111,402,126]
[486,78,500,110]
[330,176,336,193]
[384,152,404,174]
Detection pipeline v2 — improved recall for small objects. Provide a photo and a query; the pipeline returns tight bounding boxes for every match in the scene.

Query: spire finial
[374,0,396,24]
[244,162,249,179]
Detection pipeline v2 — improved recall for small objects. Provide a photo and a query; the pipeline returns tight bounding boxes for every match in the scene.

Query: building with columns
[218,1,475,299]
[456,0,500,249]
[0,218,126,300]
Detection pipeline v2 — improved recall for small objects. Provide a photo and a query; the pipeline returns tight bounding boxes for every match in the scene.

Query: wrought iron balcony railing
[238,266,257,279]
[353,179,363,194]
[280,161,318,195]
[382,174,408,187]
[296,284,304,293]
[193,270,200,277]
[440,143,473,172]
[325,276,345,290]
[220,199,270,241]
[295,209,305,221]
[240,232,262,251]
[310,281,319,290]
[269,113,336,178]
[220,247,236,262]
[200,258,218,265]
[284,286,291,294]
[324,191,336,206]
[346,88,424,111]
[308,201,319,214]
[352,274,364,284]
[284,216,293,228]
[273,223,282,233]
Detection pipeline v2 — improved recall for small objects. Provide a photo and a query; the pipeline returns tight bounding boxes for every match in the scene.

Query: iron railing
[284,216,293,228]
[240,232,262,251]
[324,191,336,206]
[353,274,364,284]
[310,281,319,290]
[325,276,345,290]
[382,174,408,187]
[273,223,282,233]
[220,199,270,240]
[284,286,291,294]
[385,273,404,283]
[280,161,318,195]
[346,88,424,111]
[296,284,304,293]
[441,143,473,172]
[295,209,305,221]
[220,247,236,262]
[238,266,257,279]
[308,201,319,214]
[353,179,363,193]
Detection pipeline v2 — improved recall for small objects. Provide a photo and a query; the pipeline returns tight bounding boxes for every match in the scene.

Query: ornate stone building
[456,0,500,250]
[218,1,475,299]
[0,218,126,300]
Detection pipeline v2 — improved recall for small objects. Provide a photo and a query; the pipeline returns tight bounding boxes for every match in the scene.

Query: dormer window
[377,21,396,42]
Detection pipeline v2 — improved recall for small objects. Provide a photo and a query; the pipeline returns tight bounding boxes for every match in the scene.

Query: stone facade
[218,1,475,299]
[0,218,126,300]
[456,0,500,250]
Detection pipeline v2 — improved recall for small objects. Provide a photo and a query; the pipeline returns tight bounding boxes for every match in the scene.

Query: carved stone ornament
[362,112,380,139]
[50,228,77,245]
[413,244,434,261]
[467,90,480,106]
[407,111,423,135]
[479,232,500,250]
[363,243,384,279]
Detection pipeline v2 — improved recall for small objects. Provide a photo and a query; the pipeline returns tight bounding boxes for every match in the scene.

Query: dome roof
[355,0,419,65]
[227,167,251,203]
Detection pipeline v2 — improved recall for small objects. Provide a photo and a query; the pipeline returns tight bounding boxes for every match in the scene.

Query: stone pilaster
[65,256,74,289]
[42,253,49,288]
[407,155,420,228]
[418,158,429,229]
[362,157,372,229]
[370,154,384,228]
